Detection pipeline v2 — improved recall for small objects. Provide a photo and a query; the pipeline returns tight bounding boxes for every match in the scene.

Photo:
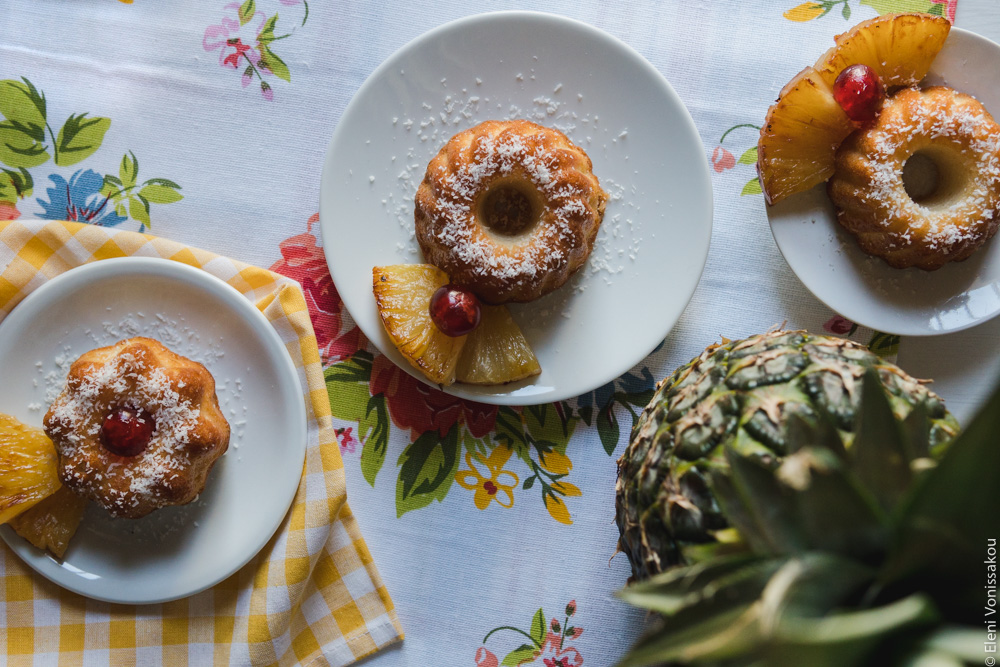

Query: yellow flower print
[456,445,519,510]
[538,448,572,475]
[784,2,825,21]
[544,493,572,525]
[544,481,582,525]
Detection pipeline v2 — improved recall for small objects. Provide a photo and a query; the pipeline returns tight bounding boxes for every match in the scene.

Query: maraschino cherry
[429,284,481,337]
[100,405,156,457]
[833,64,885,123]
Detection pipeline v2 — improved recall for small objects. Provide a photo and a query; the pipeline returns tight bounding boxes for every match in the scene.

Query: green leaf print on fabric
[98,151,182,230]
[55,113,111,167]
[203,3,308,100]
[396,426,462,517]
[741,177,763,196]
[738,147,758,165]
[359,396,390,487]
[712,124,762,197]
[861,0,943,15]
[0,168,32,204]
[478,601,584,666]
[238,0,256,26]
[0,78,182,228]
[785,0,948,21]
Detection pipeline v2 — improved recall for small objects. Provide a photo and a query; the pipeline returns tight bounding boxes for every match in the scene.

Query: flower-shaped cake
[44,337,230,519]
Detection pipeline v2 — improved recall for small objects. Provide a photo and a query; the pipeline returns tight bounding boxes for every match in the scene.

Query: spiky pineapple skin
[614,330,959,582]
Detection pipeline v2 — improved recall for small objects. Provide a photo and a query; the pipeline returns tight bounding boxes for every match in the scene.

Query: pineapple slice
[757,66,856,205]
[373,264,467,385]
[456,305,541,385]
[814,12,950,89]
[9,487,87,559]
[0,414,62,524]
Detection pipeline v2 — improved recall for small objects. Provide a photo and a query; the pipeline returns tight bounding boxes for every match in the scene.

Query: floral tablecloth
[1,0,989,666]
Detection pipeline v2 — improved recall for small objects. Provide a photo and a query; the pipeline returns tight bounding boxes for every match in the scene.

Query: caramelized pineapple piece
[373,264,467,385]
[9,487,87,559]
[814,12,951,89]
[757,67,855,205]
[0,414,61,524]
[456,305,541,385]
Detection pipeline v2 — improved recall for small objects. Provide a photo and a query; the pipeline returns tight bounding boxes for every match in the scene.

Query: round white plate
[0,257,306,604]
[319,11,712,404]
[768,28,1000,337]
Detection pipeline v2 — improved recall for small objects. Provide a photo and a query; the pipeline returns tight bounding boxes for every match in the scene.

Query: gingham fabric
[0,219,403,666]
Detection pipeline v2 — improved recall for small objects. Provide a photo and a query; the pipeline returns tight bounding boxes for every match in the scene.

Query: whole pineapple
[615,330,958,581]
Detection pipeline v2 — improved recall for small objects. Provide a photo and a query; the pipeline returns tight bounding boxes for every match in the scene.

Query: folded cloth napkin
[0,220,403,666]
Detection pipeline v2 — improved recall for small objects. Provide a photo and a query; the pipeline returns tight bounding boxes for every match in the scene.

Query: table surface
[2,2,999,666]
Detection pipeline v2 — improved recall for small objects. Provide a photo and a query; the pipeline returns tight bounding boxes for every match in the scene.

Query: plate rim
[767,27,1000,337]
[318,9,713,404]
[0,256,307,604]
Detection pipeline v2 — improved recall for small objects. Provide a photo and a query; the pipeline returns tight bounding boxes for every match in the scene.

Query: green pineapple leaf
[617,554,777,616]
[900,400,931,462]
[723,449,807,555]
[769,593,939,667]
[615,599,759,666]
[850,370,914,511]
[783,446,888,560]
[884,375,1000,609]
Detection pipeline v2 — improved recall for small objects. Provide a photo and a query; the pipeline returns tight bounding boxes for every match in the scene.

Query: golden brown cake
[828,86,1000,270]
[415,119,608,303]
[43,337,230,519]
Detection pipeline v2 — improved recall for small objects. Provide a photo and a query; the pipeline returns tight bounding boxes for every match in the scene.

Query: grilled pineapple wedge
[10,487,87,558]
[373,264,542,386]
[0,414,62,525]
[814,12,951,89]
[757,66,855,205]
[456,305,540,385]
[373,264,467,385]
[758,12,951,206]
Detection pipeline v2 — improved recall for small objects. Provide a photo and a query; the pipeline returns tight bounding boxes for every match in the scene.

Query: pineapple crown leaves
[616,369,1000,666]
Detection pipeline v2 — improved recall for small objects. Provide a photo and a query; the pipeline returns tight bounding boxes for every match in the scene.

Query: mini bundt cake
[828,86,1000,270]
[415,119,608,304]
[43,337,230,519]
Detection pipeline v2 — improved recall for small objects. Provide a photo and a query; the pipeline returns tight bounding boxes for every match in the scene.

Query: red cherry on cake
[429,284,481,337]
[833,64,885,123]
[100,405,157,457]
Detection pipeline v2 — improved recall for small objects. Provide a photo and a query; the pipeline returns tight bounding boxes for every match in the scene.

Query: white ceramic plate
[319,11,712,404]
[0,258,306,604]
[768,28,1000,337]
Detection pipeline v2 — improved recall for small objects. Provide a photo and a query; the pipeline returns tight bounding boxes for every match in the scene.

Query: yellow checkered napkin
[0,220,403,666]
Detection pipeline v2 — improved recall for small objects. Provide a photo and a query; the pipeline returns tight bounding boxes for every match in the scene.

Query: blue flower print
[36,170,127,227]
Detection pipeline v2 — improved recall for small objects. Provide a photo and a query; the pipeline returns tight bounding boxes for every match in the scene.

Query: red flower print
[223,38,251,68]
[369,354,497,441]
[823,315,857,336]
[474,647,499,667]
[0,201,20,221]
[270,214,365,365]
[336,427,358,454]
[536,631,583,667]
[711,146,736,173]
[932,0,957,22]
